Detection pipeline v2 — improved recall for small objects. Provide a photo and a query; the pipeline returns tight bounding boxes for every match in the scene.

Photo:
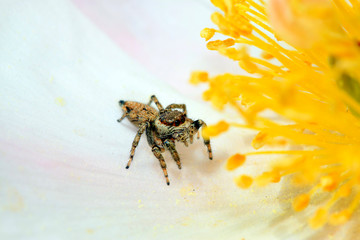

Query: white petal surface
[71,0,244,100]
[0,0,349,239]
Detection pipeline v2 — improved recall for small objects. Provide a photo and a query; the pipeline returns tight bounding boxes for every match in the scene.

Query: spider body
[117,95,212,185]
[118,100,158,127]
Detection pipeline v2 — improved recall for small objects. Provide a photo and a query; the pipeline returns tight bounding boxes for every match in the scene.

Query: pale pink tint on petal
[71,0,146,63]
[71,0,243,99]
[267,0,331,48]
[267,0,308,48]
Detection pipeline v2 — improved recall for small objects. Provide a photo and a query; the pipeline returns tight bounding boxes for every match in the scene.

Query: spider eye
[174,120,180,126]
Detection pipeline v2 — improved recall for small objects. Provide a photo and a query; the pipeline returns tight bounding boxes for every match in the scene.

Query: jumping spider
[117,95,212,185]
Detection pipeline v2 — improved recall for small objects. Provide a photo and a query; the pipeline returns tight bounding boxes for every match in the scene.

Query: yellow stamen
[226,153,246,171]
[293,194,310,212]
[192,0,360,228]
[202,120,230,138]
[255,171,281,186]
[234,175,253,189]
[261,52,274,60]
[329,210,351,226]
[320,174,339,192]
[200,28,216,41]
[309,208,328,229]
[207,39,235,50]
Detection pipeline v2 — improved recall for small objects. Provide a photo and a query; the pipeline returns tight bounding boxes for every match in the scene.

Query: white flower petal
[0,0,338,239]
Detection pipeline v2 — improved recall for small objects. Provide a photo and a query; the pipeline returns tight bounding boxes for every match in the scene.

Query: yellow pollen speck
[229,202,238,208]
[189,71,209,85]
[73,129,86,136]
[180,185,196,197]
[4,188,24,212]
[179,215,194,226]
[137,199,144,208]
[55,97,65,106]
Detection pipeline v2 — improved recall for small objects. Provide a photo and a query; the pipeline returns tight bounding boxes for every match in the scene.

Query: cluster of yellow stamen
[191,0,360,228]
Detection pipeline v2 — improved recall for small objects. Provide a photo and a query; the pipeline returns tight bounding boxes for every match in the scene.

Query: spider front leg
[117,114,126,123]
[164,139,181,169]
[152,146,170,185]
[125,123,148,169]
[117,100,127,123]
[193,119,213,160]
[165,104,187,115]
[148,95,164,111]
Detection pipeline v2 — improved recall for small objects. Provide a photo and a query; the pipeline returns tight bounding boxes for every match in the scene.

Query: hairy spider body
[118,101,158,127]
[117,95,212,185]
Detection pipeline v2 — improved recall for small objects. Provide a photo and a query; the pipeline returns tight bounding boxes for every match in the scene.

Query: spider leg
[189,134,194,144]
[125,123,147,169]
[152,146,170,185]
[194,119,213,160]
[165,104,187,115]
[117,100,127,122]
[117,113,127,123]
[164,139,181,169]
[148,95,164,111]
[204,138,213,160]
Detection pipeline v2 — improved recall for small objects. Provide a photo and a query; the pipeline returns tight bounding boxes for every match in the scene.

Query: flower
[4,0,359,238]
[1,1,326,239]
[193,0,360,229]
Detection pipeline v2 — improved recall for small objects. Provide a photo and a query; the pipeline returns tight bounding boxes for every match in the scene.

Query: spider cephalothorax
[117,95,212,185]
[158,110,186,126]
[155,110,192,143]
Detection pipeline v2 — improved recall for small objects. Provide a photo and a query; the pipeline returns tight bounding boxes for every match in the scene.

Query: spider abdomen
[119,100,158,127]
